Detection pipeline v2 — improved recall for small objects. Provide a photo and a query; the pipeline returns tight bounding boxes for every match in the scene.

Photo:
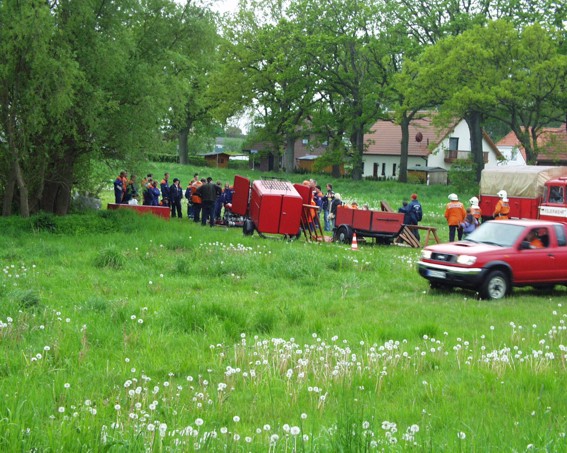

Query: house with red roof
[363,116,504,182]
[496,125,567,165]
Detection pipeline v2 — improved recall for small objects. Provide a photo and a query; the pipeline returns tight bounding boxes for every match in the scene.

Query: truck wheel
[480,270,510,300]
[334,225,353,244]
[243,219,254,236]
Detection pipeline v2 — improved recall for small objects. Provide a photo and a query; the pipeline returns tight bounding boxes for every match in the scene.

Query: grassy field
[1,164,566,451]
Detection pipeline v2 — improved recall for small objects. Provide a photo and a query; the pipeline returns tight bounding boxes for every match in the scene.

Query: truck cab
[539,177,567,222]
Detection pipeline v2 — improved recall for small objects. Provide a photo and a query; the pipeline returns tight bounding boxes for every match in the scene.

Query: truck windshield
[464,222,525,247]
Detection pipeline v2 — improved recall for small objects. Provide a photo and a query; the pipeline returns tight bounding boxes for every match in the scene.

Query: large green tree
[222,0,318,173]
[0,0,217,216]
[294,0,390,180]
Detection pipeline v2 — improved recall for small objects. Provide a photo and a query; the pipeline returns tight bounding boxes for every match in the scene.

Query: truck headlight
[421,250,432,259]
[457,255,477,265]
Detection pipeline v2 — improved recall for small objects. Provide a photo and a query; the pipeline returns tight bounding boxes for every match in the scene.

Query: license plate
[427,270,446,279]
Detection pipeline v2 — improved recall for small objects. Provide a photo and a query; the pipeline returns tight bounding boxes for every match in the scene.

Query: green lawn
[1,167,565,451]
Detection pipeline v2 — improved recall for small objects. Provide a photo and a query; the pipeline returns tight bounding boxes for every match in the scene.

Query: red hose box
[250,180,303,235]
[371,211,404,234]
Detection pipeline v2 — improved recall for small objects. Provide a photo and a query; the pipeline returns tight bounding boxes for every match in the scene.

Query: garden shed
[407,166,448,185]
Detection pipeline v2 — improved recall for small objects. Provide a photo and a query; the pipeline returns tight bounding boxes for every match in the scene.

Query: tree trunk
[41,149,77,215]
[178,127,189,165]
[283,135,295,173]
[350,126,364,180]
[399,114,411,183]
[5,110,30,217]
[2,166,16,217]
[465,111,485,182]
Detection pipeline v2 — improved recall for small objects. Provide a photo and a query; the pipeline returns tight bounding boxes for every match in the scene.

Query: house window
[449,137,459,151]
[302,137,309,145]
[511,148,518,161]
[392,163,397,177]
[381,163,386,177]
[373,163,378,178]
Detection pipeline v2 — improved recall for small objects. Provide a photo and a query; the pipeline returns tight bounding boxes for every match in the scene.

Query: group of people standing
[444,189,510,241]
[113,171,233,225]
[115,171,518,244]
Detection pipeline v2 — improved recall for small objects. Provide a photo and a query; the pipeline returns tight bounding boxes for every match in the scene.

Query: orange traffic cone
[351,232,358,251]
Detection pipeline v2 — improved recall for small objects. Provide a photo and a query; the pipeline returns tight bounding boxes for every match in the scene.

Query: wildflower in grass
[290,426,300,436]
[58,407,65,413]
[44,346,50,351]
[195,418,204,426]
[64,383,70,389]
[131,315,136,320]
[270,434,279,444]
[263,424,271,431]
[147,424,155,432]
[220,427,228,434]
[233,415,240,423]
[283,424,290,433]
[362,421,370,430]
[457,431,466,439]
[114,404,121,411]
[301,413,307,420]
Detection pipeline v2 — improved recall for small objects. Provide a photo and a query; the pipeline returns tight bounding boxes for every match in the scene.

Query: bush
[93,245,126,269]
[447,159,478,194]
[31,212,57,233]
[9,289,41,309]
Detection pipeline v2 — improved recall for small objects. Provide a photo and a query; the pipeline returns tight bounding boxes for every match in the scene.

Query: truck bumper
[417,261,487,289]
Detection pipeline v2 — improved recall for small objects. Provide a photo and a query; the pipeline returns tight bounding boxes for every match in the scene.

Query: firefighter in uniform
[469,196,482,222]
[444,193,467,242]
[493,190,510,220]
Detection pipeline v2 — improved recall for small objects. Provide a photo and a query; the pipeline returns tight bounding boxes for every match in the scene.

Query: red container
[335,206,354,226]
[249,180,303,235]
[231,175,251,216]
[370,211,404,234]
[107,204,170,220]
[353,209,372,230]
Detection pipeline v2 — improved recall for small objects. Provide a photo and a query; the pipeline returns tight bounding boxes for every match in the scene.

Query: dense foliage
[1,0,566,216]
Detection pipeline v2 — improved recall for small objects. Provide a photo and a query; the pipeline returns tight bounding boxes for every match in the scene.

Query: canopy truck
[479,166,567,223]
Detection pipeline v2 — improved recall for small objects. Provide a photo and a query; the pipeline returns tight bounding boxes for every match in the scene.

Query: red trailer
[231,176,304,237]
[333,206,405,244]
[107,203,170,220]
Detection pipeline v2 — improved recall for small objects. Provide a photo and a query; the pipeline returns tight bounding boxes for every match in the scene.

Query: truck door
[512,227,558,283]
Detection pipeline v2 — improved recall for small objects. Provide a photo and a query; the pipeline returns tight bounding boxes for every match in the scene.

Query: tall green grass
[0,179,566,451]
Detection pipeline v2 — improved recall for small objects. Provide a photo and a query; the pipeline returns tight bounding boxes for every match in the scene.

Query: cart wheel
[243,219,255,236]
[334,225,353,244]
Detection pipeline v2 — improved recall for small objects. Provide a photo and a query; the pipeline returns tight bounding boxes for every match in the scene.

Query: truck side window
[548,186,564,204]
[554,225,567,246]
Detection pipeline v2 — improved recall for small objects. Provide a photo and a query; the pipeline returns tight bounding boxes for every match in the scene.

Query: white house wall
[496,145,527,166]
[363,155,428,178]
[362,119,505,179]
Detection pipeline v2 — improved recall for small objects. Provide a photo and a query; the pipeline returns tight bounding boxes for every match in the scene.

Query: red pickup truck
[418,220,567,299]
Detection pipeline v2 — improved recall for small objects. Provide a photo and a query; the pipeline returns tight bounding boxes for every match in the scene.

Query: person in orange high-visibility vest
[493,190,510,220]
[469,196,482,222]
[191,178,204,223]
[444,193,467,242]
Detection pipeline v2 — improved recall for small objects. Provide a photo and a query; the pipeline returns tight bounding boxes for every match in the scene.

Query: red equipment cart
[231,176,304,238]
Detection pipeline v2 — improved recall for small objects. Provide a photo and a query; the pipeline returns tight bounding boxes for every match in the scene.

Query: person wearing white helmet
[444,193,467,241]
[469,196,482,222]
[493,190,510,220]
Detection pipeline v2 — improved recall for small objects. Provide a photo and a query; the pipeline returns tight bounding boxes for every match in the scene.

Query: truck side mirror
[519,241,531,250]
